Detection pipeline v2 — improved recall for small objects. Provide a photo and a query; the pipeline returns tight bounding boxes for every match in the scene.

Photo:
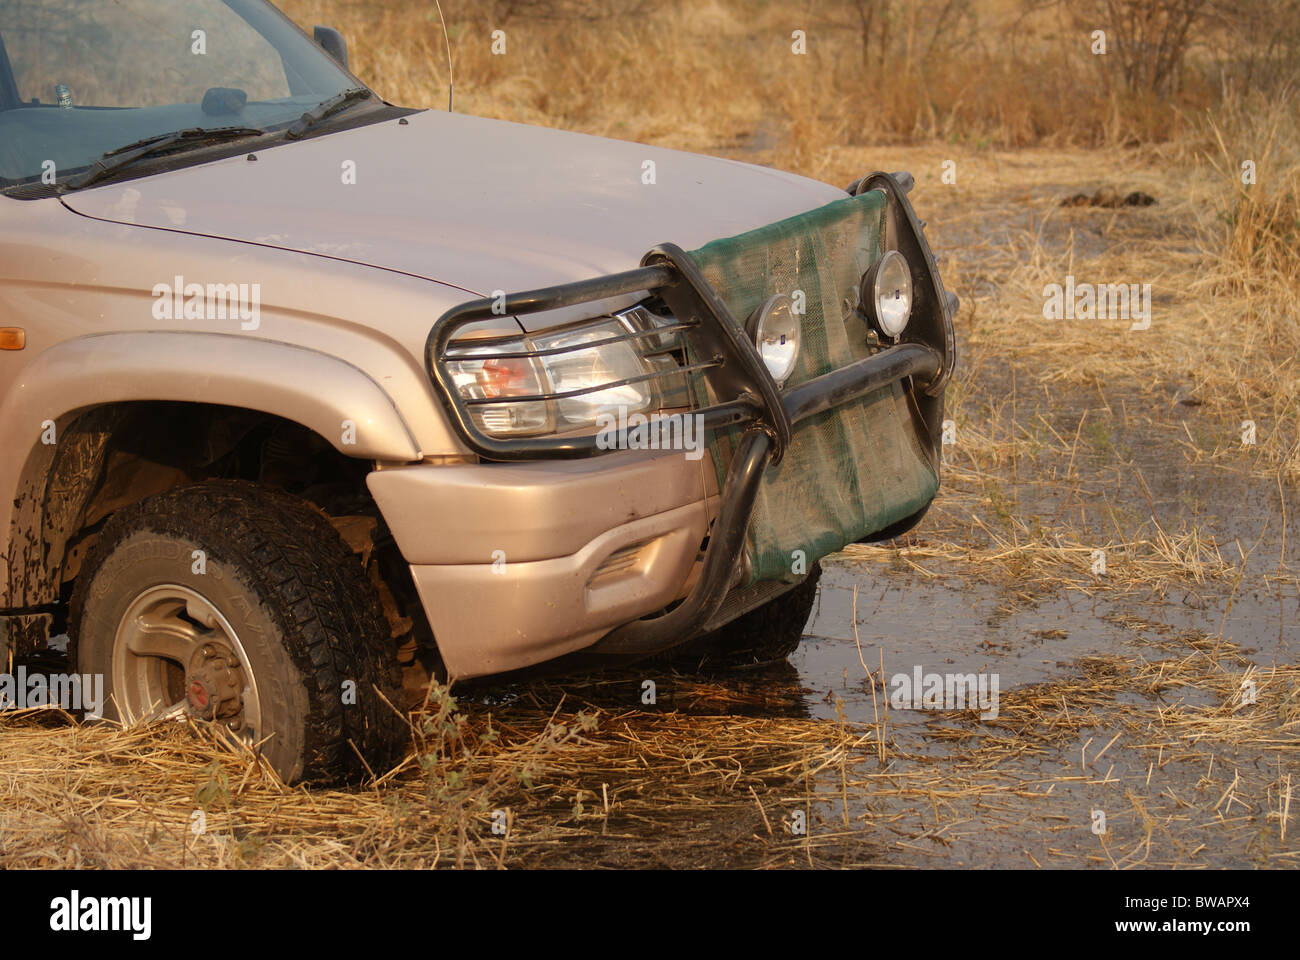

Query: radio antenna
[433,0,455,112]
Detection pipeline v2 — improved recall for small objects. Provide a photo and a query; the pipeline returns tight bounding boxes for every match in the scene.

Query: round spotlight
[748,293,801,386]
[861,251,913,339]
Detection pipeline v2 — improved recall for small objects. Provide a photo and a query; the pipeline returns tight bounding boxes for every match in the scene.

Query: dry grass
[1192,90,1300,480]
[840,522,1237,597]
[2,632,1294,868]
[0,684,858,868]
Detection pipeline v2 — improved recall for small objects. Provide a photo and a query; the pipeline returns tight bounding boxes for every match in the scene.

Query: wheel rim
[112,584,262,743]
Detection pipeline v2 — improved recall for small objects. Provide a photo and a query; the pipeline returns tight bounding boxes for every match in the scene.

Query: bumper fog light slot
[588,539,653,586]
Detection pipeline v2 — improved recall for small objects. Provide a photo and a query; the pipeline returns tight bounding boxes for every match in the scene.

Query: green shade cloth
[685,191,939,584]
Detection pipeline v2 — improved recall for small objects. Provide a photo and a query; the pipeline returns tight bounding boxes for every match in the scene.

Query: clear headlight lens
[863,250,912,338]
[445,320,656,437]
[752,293,801,386]
[531,321,653,426]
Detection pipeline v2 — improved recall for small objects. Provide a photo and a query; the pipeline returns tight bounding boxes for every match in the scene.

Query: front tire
[69,481,407,784]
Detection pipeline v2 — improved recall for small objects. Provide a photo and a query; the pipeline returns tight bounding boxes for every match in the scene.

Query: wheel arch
[0,332,425,612]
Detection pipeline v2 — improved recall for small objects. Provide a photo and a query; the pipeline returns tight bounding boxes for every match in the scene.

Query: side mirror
[313,26,349,70]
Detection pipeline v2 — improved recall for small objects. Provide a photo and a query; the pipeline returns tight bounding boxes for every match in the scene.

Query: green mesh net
[685,191,939,585]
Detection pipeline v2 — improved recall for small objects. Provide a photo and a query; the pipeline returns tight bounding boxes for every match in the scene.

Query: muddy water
[795,563,1294,866]
[780,410,1298,866]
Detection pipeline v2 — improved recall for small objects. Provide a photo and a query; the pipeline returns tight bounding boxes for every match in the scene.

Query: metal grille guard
[423,172,957,655]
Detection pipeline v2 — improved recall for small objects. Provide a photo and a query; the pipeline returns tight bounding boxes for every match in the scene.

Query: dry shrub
[1202,0,1300,96]
[1067,0,1208,97]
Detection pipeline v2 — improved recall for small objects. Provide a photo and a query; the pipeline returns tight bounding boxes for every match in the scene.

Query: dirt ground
[2,136,1295,869]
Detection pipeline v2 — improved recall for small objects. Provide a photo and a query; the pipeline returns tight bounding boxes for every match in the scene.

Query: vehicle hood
[59,109,846,327]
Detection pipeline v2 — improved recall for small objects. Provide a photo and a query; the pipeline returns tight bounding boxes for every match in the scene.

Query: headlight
[861,250,912,338]
[444,339,552,437]
[445,320,656,437]
[530,321,653,426]
[749,293,801,386]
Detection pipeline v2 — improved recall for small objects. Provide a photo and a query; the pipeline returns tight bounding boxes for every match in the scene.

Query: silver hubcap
[112,584,262,742]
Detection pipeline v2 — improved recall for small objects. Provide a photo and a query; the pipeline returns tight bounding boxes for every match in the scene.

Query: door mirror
[313,26,349,70]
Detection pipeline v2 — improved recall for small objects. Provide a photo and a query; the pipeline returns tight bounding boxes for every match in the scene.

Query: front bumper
[396,172,956,677]
[367,446,712,677]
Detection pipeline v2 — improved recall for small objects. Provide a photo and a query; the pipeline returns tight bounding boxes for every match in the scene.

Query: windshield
[0,0,364,186]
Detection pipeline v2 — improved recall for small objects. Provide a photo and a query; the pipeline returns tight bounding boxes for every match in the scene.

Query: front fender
[3,331,421,460]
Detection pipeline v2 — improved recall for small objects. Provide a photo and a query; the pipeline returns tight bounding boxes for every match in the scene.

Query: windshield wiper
[62,126,266,191]
[284,88,373,139]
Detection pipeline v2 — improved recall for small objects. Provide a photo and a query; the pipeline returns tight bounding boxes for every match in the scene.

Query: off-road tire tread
[69,480,407,784]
